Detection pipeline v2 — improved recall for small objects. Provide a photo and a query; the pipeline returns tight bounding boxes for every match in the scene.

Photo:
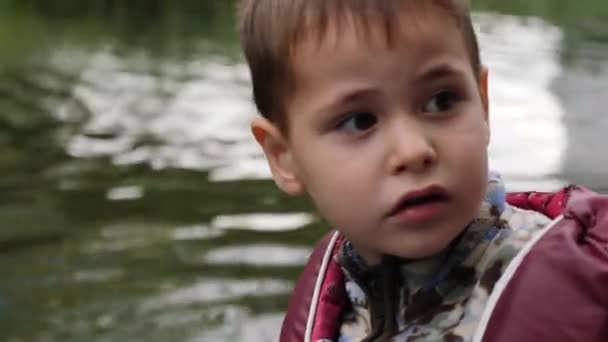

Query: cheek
[294,143,379,211]
[303,154,375,195]
[440,121,489,180]
[296,136,380,178]
[448,114,489,151]
[455,138,488,173]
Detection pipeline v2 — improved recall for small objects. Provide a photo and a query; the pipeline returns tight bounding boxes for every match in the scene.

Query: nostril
[394,164,407,174]
[390,156,435,174]
[386,141,437,174]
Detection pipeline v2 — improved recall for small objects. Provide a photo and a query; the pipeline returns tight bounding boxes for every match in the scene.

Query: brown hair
[238,0,481,133]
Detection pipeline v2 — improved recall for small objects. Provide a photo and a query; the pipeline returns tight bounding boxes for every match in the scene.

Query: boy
[238,0,608,341]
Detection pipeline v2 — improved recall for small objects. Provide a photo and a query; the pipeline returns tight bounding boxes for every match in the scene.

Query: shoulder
[501,203,553,233]
[280,231,345,342]
[475,188,608,342]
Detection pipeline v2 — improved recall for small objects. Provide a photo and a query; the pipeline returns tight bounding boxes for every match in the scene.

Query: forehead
[289,8,469,84]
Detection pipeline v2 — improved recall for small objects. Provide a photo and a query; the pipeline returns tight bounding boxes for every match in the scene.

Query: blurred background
[0,0,607,341]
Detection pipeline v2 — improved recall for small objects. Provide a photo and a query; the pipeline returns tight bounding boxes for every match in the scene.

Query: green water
[1,1,607,341]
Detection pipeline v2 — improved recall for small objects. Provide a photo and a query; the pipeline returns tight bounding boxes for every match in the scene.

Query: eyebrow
[315,63,466,116]
[319,87,381,114]
[414,63,465,84]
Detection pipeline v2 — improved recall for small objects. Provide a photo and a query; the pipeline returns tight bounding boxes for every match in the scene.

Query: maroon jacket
[280,186,608,341]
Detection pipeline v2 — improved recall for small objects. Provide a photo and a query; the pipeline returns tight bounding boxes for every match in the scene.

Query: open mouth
[388,187,450,217]
[399,193,448,208]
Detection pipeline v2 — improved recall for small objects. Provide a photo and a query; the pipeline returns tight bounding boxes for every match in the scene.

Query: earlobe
[251,117,305,195]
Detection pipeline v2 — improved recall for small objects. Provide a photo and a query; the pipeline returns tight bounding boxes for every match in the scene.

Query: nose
[385,119,437,175]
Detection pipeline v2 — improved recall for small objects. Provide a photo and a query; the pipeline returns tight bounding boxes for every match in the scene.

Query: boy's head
[239,0,491,264]
[239,0,481,133]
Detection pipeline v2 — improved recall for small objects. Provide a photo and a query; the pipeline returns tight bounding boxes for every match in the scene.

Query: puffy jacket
[279,186,608,341]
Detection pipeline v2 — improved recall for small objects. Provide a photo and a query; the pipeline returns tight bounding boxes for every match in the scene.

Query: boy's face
[252,11,490,264]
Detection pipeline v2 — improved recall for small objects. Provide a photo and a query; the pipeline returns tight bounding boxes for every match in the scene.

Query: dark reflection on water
[553,43,608,191]
[0,1,607,341]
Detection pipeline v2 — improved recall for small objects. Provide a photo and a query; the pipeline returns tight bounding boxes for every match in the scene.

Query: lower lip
[388,201,449,224]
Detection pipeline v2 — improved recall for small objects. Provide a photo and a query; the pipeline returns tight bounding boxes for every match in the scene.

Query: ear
[251,117,305,195]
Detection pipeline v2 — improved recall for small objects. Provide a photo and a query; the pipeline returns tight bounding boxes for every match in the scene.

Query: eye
[423,90,460,114]
[336,112,378,133]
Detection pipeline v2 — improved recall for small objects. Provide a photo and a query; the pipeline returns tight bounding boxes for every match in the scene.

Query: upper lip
[387,185,450,217]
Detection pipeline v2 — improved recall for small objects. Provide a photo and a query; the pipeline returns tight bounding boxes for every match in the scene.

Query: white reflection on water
[204,244,312,266]
[192,307,282,342]
[73,268,125,283]
[68,53,258,173]
[82,223,170,254]
[83,236,149,253]
[477,14,567,191]
[140,278,292,312]
[106,185,144,201]
[211,213,316,232]
[65,14,568,191]
[172,224,224,241]
[173,215,314,241]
